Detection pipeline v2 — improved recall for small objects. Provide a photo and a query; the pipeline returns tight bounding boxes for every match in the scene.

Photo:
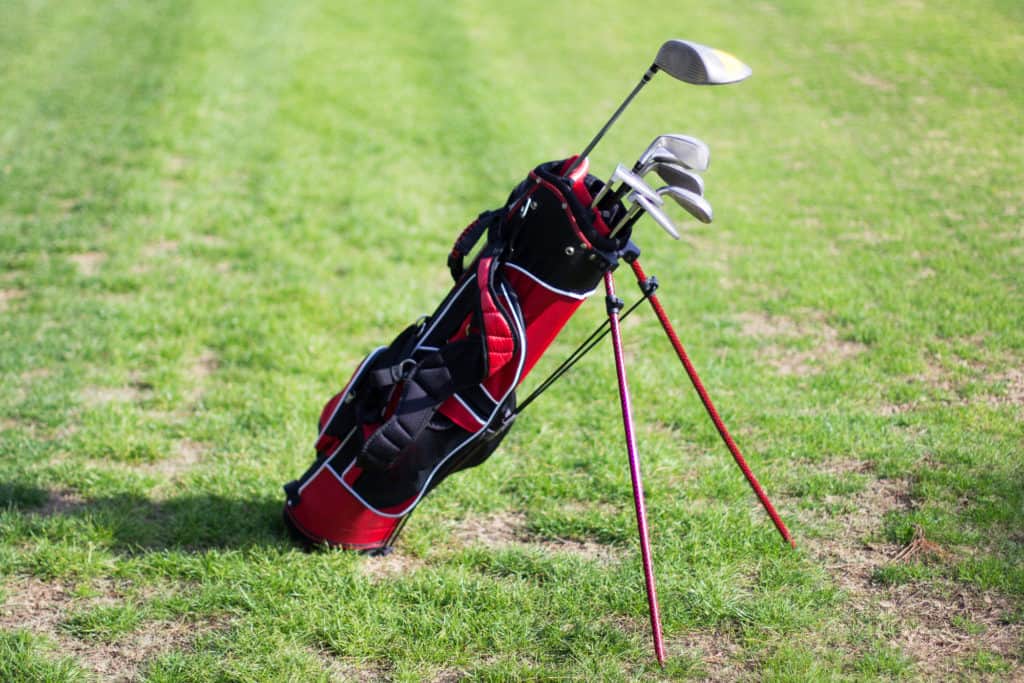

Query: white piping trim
[452,394,486,425]
[414,274,476,352]
[313,347,386,446]
[297,428,355,496]
[503,262,596,301]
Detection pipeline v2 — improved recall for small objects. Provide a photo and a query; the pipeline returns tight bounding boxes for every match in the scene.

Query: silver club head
[658,186,713,224]
[637,134,710,172]
[636,160,705,196]
[610,163,662,205]
[622,192,680,240]
[654,39,753,85]
[592,163,663,207]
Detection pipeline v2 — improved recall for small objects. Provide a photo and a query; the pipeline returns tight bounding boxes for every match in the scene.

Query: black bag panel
[501,162,632,296]
[505,181,608,295]
[345,392,516,510]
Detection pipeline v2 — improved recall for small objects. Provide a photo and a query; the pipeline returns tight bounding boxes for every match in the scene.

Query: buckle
[391,358,417,383]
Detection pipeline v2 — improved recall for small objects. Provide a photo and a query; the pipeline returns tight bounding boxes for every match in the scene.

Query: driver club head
[654,39,753,85]
[637,134,710,172]
[637,161,705,196]
[658,186,713,224]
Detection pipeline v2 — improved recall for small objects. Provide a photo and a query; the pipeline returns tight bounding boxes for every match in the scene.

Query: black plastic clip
[641,276,659,296]
[605,295,625,315]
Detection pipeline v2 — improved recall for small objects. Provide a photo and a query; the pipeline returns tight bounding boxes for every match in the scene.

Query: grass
[1,0,1022,680]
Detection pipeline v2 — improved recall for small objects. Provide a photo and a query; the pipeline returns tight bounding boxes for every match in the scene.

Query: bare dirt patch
[37,488,87,517]
[797,463,911,593]
[0,288,25,311]
[452,511,527,546]
[670,628,746,680]
[184,349,219,404]
[86,619,206,682]
[141,240,179,258]
[736,311,866,376]
[535,537,619,563]
[850,71,897,92]
[198,234,227,247]
[80,379,153,404]
[987,367,1024,407]
[895,348,1024,412]
[68,252,106,276]
[189,350,219,380]
[316,649,394,682]
[795,460,1023,677]
[0,576,223,682]
[359,550,426,580]
[164,155,189,174]
[447,511,622,563]
[883,580,1023,680]
[129,439,208,480]
[21,367,53,381]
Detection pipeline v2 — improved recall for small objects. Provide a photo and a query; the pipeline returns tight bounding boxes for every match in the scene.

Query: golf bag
[283,157,634,551]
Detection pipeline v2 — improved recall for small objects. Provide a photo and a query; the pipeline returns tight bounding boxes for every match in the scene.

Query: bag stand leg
[603,271,667,667]
[628,259,796,548]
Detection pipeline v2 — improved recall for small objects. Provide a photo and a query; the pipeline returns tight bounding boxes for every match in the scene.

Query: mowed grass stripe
[0,0,1021,679]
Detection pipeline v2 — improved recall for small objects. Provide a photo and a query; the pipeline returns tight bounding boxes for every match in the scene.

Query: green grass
[1,1,1022,680]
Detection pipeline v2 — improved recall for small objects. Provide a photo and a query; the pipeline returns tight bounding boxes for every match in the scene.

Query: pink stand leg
[603,271,666,666]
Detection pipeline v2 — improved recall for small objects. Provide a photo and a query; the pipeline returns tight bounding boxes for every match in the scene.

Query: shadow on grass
[1,480,293,552]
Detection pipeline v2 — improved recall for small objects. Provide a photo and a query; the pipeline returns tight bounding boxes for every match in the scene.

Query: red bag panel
[288,467,401,549]
[503,264,589,381]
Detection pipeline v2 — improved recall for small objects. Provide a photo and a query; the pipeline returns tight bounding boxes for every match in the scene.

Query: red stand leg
[630,260,795,548]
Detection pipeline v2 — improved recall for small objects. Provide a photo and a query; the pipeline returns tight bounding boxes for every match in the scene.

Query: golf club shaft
[628,261,796,548]
[603,272,667,666]
[566,67,657,176]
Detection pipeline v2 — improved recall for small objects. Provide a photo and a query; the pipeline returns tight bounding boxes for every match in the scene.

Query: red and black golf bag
[282,157,634,552]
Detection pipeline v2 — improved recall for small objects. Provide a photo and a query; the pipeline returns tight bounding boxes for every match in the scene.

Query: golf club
[617,185,713,239]
[659,186,713,223]
[636,134,711,172]
[591,163,663,208]
[565,40,752,176]
[636,160,705,196]
[611,191,680,239]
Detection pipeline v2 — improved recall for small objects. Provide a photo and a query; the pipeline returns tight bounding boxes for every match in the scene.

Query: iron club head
[636,161,705,196]
[658,186,713,224]
[592,163,664,209]
[636,134,710,172]
[613,192,680,240]
[634,194,681,239]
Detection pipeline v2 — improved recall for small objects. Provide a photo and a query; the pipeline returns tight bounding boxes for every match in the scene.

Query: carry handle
[448,209,503,281]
